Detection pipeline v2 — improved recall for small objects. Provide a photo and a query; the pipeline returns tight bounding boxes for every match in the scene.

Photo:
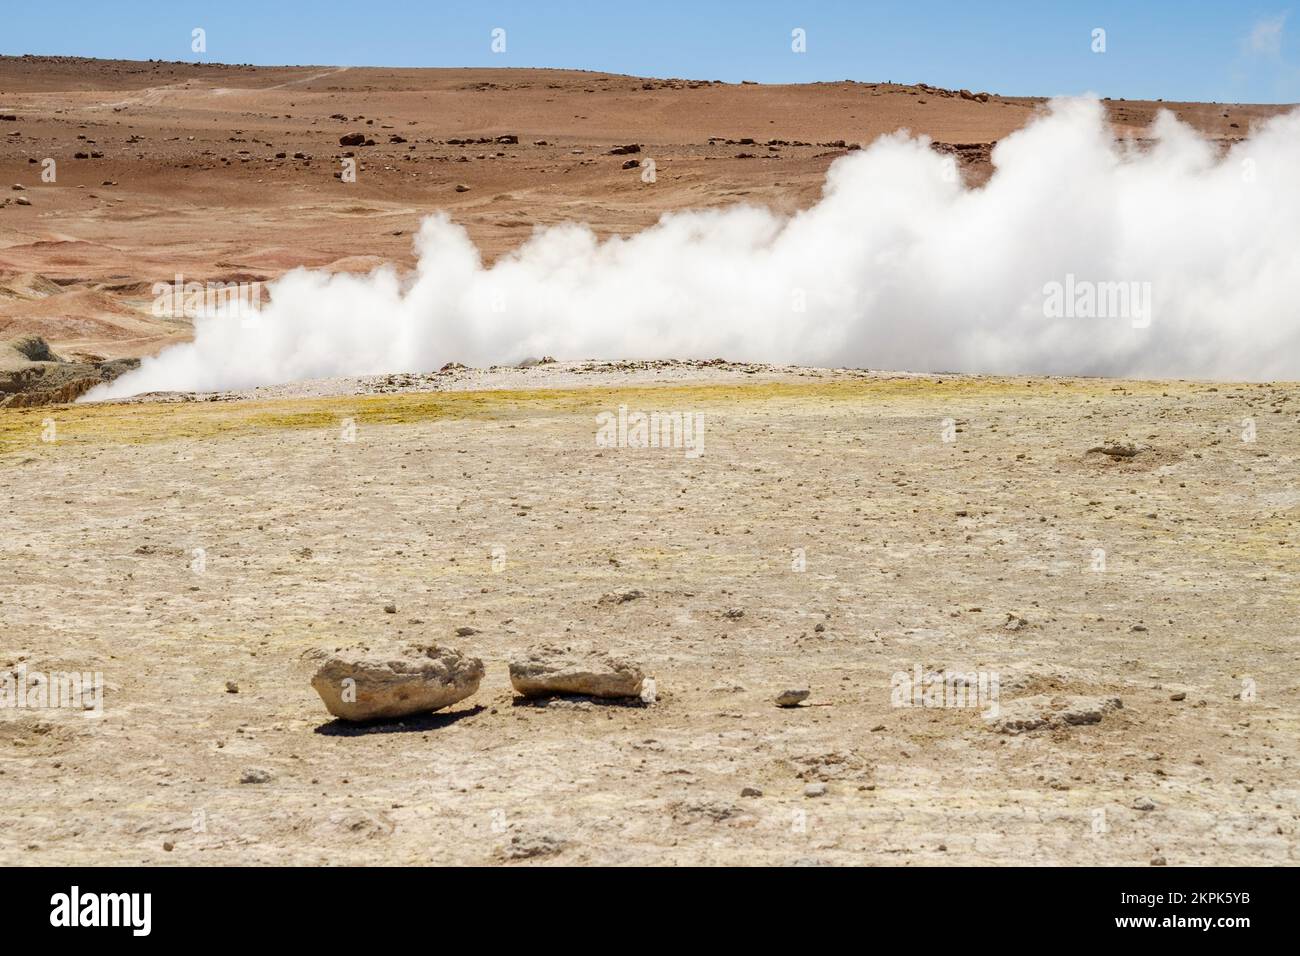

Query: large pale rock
[509,644,645,699]
[311,644,483,721]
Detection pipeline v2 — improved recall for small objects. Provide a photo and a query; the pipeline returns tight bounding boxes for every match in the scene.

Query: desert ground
[1,367,1297,865]
[0,58,1296,866]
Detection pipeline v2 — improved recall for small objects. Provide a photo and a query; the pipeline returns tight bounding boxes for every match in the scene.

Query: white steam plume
[86,96,1300,400]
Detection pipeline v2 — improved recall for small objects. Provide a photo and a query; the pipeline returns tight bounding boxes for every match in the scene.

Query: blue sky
[3,1,1297,103]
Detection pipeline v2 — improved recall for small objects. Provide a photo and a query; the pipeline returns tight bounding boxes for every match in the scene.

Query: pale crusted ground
[1,372,1297,865]
[108,359,925,403]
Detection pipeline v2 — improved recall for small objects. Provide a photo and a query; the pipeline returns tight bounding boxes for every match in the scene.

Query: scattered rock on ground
[598,588,645,605]
[990,694,1123,735]
[673,798,742,822]
[1087,441,1140,458]
[310,644,484,721]
[501,833,566,860]
[775,688,811,707]
[509,644,645,699]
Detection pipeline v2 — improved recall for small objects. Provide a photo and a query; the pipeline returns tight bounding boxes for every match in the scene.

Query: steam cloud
[86,97,1300,400]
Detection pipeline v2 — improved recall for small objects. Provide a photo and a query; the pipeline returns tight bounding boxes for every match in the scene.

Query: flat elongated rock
[509,644,644,699]
[990,694,1122,735]
[311,644,483,721]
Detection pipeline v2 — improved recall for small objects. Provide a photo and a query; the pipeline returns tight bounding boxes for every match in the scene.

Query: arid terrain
[0,55,1288,375]
[0,58,1296,866]
[1,367,1298,865]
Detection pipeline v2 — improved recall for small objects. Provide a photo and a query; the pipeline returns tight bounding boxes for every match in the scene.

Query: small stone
[598,589,645,605]
[502,833,566,860]
[240,768,273,784]
[775,688,810,708]
[1087,441,1140,459]
[162,842,174,852]
[1132,796,1155,811]
[990,695,1123,735]
[455,625,479,637]
[740,786,763,797]
[1150,856,1167,866]
[454,184,470,192]
[383,602,397,614]
[225,680,239,694]
[1169,691,1186,701]
[639,677,657,704]
[803,783,827,798]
